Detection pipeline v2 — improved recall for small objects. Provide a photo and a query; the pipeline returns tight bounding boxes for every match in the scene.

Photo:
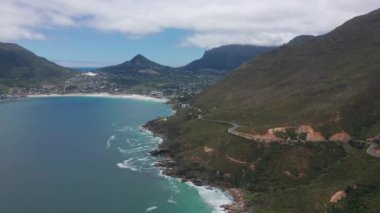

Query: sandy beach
[27,93,168,103]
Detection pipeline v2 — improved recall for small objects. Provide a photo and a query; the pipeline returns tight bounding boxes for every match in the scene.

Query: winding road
[194,107,380,158]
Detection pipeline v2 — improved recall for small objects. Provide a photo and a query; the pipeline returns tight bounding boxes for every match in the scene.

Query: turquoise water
[0,97,230,213]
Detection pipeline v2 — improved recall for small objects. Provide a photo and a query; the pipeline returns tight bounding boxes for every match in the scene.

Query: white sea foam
[116,126,133,132]
[167,196,177,204]
[27,93,167,103]
[114,124,233,211]
[119,146,151,155]
[117,147,128,154]
[106,135,116,148]
[157,169,233,212]
[116,126,233,212]
[126,139,137,147]
[186,182,233,213]
[145,206,158,212]
[116,159,138,171]
[136,157,149,162]
[115,127,161,173]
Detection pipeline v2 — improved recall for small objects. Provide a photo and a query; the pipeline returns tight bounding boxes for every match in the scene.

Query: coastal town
[0,71,217,104]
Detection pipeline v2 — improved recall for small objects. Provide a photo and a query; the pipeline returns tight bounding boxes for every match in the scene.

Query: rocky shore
[144,120,252,213]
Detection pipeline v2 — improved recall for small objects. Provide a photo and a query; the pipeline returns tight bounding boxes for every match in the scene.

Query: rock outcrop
[330,191,347,203]
[297,125,326,142]
[329,132,352,142]
[204,146,215,153]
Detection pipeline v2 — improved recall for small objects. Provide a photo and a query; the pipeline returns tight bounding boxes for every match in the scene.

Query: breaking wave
[116,158,138,171]
[145,206,158,212]
[186,182,233,213]
[108,125,161,174]
[106,135,116,148]
[108,124,233,212]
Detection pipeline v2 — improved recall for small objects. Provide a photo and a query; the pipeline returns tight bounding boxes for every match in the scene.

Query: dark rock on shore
[149,148,171,156]
[145,117,251,213]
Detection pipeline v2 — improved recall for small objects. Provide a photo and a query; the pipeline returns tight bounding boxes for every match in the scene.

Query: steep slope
[0,42,75,90]
[147,8,380,213]
[193,9,380,139]
[183,44,275,73]
[286,35,315,46]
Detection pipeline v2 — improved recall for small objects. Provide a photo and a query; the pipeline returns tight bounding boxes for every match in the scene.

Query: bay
[0,97,231,213]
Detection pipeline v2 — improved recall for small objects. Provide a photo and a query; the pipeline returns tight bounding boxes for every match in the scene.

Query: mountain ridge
[0,42,75,92]
[183,44,275,72]
[192,8,380,139]
[94,46,274,96]
[147,8,380,213]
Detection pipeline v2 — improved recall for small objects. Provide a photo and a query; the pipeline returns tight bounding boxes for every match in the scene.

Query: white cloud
[0,0,379,47]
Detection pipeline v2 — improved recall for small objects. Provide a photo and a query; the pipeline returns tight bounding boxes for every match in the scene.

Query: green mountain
[0,42,75,92]
[183,44,275,73]
[95,54,190,93]
[148,8,380,212]
[193,9,380,140]
[96,47,275,97]
[97,54,173,75]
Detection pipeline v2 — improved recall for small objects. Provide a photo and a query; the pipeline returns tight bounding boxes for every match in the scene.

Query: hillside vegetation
[192,9,380,140]
[149,8,380,212]
[0,42,75,91]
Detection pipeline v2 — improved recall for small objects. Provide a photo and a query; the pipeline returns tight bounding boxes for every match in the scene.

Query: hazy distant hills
[183,44,275,73]
[0,42,274,95]
[0,42,75,92]
[98,44,275,75]
[95,54,182,91]
[193,8,380,139]
[97,54,174,76]
[95,45,274,93]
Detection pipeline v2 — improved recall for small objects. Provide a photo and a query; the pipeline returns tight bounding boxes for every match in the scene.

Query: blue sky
[1,0,378,68]
[17,28,205,67]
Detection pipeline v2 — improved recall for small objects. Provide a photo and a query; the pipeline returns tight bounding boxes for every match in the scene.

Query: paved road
[195,109,380,158]
[200,118,253,139]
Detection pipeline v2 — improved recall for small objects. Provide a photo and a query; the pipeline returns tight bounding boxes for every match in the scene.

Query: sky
[1,0,379,67]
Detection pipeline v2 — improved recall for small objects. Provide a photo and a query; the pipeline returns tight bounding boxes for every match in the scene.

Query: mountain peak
[130,54,149,63]
[98,53,171,74]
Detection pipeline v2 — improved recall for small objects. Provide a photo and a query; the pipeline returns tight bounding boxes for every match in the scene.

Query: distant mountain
[95,54,194,91]
[96,46,276,97]
[183,44,275,72]
[0,42,75,91]
[97,54,173,76]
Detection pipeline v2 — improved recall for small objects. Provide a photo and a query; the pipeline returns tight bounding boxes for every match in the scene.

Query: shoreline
[143,122,249,213]
[3,92,243,211]
[24,93,241,211]
[144,126,236,213]
[26,93,168,103]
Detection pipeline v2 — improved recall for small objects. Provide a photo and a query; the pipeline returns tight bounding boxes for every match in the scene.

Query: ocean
[0,96,231,213]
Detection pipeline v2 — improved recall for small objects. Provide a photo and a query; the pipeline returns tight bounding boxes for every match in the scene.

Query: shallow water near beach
[0,97,231,213]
